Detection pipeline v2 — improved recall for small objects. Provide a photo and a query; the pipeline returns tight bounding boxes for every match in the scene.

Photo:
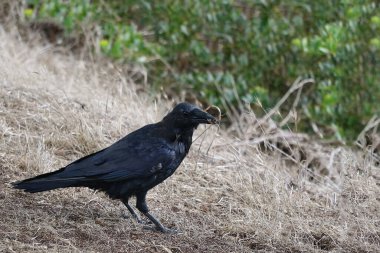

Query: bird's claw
[142,225,179,234]
[162,228,179,234]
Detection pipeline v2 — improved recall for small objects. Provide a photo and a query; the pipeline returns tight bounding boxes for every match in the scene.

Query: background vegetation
[1,1,379,252]
[24,0,380,141]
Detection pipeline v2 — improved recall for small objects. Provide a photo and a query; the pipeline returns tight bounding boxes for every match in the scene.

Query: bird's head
[163,102,219,129]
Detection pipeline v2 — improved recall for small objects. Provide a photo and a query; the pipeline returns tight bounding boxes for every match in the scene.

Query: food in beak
[205,105,221,122]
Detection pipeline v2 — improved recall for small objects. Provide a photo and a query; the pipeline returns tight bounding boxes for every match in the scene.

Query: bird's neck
[173,126,194,140]
[176,128,194,154]
[158,121,196,152]
[166,125,194,154]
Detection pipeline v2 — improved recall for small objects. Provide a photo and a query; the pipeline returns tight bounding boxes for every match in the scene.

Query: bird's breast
[175,141,186,155]
[173,134,192,155]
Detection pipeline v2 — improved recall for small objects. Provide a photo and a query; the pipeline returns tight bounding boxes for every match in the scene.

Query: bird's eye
[183,111,189,116]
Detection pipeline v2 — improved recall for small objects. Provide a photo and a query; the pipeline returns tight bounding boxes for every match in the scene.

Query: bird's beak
[191,108,219,124]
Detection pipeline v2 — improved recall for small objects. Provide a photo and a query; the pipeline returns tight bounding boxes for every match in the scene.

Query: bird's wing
[58,132,176,182]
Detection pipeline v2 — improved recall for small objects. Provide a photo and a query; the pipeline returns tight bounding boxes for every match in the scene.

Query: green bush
[25,0,380,141]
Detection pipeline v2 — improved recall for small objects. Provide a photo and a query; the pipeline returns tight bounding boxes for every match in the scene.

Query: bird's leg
[136,193,176,233]
[122,199,143,224]
[142,212,174,233]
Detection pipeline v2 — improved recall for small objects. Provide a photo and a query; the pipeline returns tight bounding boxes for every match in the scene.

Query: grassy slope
[0,30,379,252]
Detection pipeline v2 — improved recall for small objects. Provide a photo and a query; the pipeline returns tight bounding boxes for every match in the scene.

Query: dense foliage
[25,0,380,141]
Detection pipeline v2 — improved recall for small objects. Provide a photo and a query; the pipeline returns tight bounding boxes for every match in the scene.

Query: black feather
[12,102,217,232]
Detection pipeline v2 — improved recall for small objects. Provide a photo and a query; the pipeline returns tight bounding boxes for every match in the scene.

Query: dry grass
[0,28,379,253]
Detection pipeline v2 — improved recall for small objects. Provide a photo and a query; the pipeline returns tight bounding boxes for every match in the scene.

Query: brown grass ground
[0,29,379,252]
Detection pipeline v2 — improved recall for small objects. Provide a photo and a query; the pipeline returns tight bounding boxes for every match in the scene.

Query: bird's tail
[12,168,80,193]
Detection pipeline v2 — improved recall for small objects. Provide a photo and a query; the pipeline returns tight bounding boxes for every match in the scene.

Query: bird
[12,102,218,233]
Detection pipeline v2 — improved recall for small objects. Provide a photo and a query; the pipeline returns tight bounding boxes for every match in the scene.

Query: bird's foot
[141,212,179,233]
[142,225,179,234]
[161,227,179,234]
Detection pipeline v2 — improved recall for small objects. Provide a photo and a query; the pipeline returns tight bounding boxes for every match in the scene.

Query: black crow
[12,102,218,233]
